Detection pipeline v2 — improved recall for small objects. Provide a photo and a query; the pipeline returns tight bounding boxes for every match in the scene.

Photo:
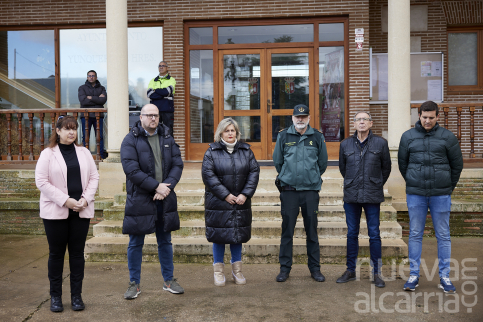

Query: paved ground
[0,235,482,322]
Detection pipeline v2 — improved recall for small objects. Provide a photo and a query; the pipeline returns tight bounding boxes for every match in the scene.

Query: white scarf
[221,139,237,154]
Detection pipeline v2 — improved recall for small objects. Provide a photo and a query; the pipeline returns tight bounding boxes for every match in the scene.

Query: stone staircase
[85,165,408,264]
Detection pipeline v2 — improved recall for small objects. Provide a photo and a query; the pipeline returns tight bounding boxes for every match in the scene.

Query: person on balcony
[120,104,184,299]
[398,100,463,294]
[202,118,260,286]
[78,70,107,159]
[35,115,99,312]
[336,111,391,288]
[147,61,176,136]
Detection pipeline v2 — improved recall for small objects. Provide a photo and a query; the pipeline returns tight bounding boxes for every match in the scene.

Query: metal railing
[0,108,106,163]
[410,102,483,159]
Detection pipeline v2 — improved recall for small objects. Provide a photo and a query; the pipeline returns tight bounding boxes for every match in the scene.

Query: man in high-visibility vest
[147,61,176,136]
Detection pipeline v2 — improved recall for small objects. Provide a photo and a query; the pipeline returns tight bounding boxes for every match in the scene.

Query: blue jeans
[212,243,242,264]
[81,117,105,158]
[407,194,452,278]
[127,200,173,283]
[343,202,382,274]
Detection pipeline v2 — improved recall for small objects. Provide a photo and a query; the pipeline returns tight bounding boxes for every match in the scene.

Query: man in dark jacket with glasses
[120,104,184,299]
[336,111,391,288]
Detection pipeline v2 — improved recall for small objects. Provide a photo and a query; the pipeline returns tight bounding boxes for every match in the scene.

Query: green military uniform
[273,123,328,275]
[273,125,328,190]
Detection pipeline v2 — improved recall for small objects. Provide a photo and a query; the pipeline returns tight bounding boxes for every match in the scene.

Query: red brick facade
[1,0,371,159]
[1,0,482,158]
[369,0,483,157]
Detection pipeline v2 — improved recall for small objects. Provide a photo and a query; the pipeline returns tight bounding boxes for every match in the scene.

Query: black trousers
[160,112,174,136]
[279,190,321,273]
[43,210,90,297]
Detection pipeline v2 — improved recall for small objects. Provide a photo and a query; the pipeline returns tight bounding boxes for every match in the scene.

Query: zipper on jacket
[229,150,239,243]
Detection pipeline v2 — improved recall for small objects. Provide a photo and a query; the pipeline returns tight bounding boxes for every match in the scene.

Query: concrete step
[0,198,114,210]
[93,220,402,239]
[84,236,407,264]
[392,200,483,212]
[174,179,343,193]
[179,166,344,181]
[112,192,393,207]
[102,205,398,221]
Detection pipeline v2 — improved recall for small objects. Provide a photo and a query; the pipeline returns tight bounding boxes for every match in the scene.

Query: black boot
[276,270,290,282]
[336,270,356,283]
[71,294,85,311]
[50,296,64,312]
[372,274,386,288]
[310,270,326,282]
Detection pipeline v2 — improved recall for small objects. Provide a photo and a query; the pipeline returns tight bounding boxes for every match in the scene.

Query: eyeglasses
[87,75,97,78]
[142,114,159,119]
[354,117,371,122]
[158,65,168,68]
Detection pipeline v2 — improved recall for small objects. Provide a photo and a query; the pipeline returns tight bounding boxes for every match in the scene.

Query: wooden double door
[219,48,315,160]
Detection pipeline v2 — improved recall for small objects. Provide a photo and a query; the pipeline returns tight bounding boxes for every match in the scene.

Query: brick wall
[0,169,103,235]
[0,0,371,159]
[368,0,483,156]
[0,170,39,198]
[0,207,104,236]
[440,1,483,158]
[0,31,7,68]
[398,211,483,237]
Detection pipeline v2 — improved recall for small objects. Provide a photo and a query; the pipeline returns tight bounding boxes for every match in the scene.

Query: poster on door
[248,78,258,95]
[284,77,295,94]
[320,49,344,142]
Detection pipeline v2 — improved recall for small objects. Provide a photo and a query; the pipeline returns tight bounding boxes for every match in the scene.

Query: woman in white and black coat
[202,118,259,286]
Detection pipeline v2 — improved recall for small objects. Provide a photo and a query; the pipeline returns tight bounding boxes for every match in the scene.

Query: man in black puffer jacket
[398,101,463,294]
[337,111,391,288]
[78,70,107,158]
[120,104,184,298]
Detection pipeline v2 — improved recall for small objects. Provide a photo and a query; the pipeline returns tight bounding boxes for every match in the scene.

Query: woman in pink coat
[35,115,99,313]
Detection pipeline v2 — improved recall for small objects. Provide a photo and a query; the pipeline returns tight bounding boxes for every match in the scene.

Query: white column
[388,0,411,156]
[105,0,128,161]
[386,0,411,201]
[100,0,128,198]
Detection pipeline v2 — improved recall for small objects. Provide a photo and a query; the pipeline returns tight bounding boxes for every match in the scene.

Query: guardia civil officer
[273,104,328,282]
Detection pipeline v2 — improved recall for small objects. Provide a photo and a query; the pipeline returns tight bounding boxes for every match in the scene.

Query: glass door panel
[319,47,345,142]
[231,116,261,142]
[271,115,292,142]
[223,54,261,110]
[220,50,265,160]
[268,49,312,159]
[220,49,313,160]
[270,52,310,110]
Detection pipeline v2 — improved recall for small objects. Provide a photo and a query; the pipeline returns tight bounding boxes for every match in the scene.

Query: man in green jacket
[398,100,463,294]
[273,104,328,282]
